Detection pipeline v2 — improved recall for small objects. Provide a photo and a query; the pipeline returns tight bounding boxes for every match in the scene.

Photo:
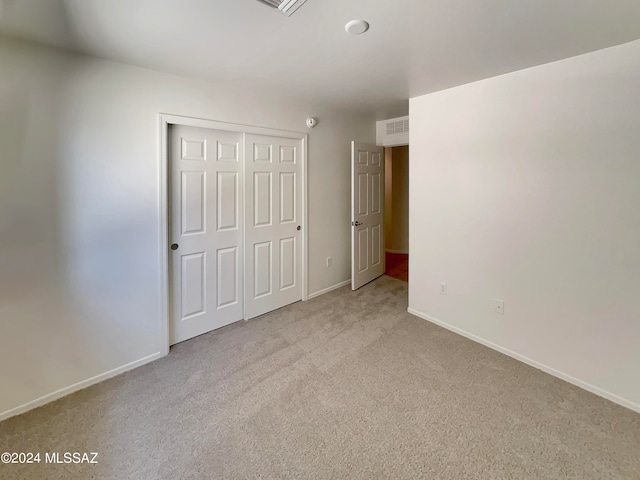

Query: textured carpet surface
[1,275,639,479]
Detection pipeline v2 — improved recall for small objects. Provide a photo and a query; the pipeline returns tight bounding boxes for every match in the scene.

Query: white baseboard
[0,352,163,422]
[385,249,408,254]
[407,308,640,415]
[308,279,351,299]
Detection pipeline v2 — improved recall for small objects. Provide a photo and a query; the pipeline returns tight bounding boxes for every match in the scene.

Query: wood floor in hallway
[385,252,408,282]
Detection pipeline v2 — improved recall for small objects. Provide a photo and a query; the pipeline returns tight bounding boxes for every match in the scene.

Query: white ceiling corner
[1,0,640,118]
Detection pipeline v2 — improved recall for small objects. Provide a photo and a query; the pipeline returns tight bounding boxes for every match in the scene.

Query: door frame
[158,113,309,354]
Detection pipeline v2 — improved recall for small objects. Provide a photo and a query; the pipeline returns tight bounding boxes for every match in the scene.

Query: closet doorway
[159,115,308,348]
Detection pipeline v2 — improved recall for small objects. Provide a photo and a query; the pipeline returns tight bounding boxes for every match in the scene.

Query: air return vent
[384,118,409,135]
[376,116,409,147]
[257,0,310,16]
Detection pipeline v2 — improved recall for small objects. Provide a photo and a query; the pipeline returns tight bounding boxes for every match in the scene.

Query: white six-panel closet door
[169,125,243,344]
[244,134,303,319]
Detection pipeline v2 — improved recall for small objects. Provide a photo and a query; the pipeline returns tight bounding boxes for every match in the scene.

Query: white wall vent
[377,116,409,147]
[257,0,309,16]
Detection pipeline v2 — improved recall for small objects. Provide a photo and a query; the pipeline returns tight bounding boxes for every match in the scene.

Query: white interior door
[244,134,303,319]
[351,141,385,290]
[169,125,243,344]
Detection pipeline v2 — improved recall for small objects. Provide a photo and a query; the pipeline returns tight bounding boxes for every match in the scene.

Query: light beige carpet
[1,275,639,479]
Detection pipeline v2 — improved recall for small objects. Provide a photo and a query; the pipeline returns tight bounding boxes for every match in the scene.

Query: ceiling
[2,0,640,118]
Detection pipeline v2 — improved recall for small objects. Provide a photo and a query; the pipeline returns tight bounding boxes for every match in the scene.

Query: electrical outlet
[494,299,504,314]
[326,257,332,267]
[440,282,447,295]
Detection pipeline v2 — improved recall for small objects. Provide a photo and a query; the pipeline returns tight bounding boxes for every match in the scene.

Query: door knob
[297,225,301,231]
[170,243,179,251]
[352,221,363,227]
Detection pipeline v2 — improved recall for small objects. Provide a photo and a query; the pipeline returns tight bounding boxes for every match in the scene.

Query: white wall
[409,40,640,412]
[0,37,375,418]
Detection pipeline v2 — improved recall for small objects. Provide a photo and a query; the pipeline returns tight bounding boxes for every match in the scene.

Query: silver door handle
[352,221,363,227]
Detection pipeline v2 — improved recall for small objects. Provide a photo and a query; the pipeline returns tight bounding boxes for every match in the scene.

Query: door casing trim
[158,113,309,355]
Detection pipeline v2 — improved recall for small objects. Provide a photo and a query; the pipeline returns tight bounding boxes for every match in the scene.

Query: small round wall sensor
[306,117,317,128]
[345,19,369,35]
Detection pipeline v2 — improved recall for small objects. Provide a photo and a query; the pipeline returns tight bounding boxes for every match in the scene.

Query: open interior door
[351,141,385,290]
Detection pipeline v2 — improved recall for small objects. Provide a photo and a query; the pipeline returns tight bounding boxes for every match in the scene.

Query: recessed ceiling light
[345,19,369,35]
